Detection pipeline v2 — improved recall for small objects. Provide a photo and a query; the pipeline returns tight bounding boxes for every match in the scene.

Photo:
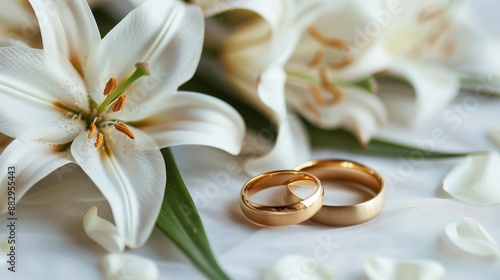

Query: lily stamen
[96,62,150,115]
[94,132,104,148]
[319,68,343,104]
[112,95,127,112]
[306,26,352,69]
[88,123,97,139]
[114,123,135,139]
[103,77,118,96]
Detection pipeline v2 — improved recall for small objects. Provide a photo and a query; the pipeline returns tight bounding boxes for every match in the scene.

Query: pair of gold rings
[240,159,385,226]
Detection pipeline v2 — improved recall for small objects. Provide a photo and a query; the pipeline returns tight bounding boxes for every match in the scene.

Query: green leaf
[460,73,500,95]
[156,148,230,280]
[286,70,378,93]
[305,122,472,158]
[354,77,377,93]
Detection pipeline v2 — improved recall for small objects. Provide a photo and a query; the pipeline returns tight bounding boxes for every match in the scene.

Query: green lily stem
[96,63,150,114]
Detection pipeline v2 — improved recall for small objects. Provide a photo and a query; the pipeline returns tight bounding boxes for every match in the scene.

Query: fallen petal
[443,152,500,205]
[365,256,445,280]
[101,253,159,280]
[263,254,335,280]
[83,206,125,253]
[445,217,499,257]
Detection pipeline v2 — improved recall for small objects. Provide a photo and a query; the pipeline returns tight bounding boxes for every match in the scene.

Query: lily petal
[378,60,460,125]
[443,152,500,206]
[445,217,499,257]
[487,127,500,148]
[286,80,387,145]
[131,91,244,155]
[29,0,100,70]
[365,256,446,280]
[101,253,159,280]
[263,254,336,280]
[0,38,29,48]
[71,127,166,248]
[0,47,87,143]
[245,114,310,175]
[86,0,204,116]
[0,139,73,214]
[222,18,282,119]
[83,206,126,253]
[0,0,33,28]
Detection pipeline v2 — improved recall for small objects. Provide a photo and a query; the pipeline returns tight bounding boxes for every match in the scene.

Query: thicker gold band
[294,159,385,226]
[240,170,324,226]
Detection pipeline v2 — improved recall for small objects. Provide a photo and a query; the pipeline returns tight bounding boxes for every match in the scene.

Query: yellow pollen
[303,102,321,123]
[306,26,352,69]
[308,48,324,68]
[103,77,118,96]
[319,68,343,104]
[94,133,104,148]
[112,95,127,112]
[87,123,96,139]
[114,123,135,139]
[419,6,445,22]
[309,84,324,105]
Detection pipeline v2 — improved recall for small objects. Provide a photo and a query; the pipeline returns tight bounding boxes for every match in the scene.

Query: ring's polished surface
[240,170,324,226]
[294,159,385,226]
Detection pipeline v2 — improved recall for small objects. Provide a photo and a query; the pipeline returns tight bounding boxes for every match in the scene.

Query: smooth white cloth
[1,94,499,280]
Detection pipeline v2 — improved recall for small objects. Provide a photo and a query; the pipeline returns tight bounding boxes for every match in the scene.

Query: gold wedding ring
[293,159,385,226]
[240,170,324,226]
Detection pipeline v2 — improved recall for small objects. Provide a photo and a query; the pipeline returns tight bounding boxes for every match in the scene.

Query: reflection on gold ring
[240,170,324,226]
[293,159,385,226]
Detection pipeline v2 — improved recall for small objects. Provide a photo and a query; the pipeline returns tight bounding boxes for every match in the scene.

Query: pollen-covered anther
[112,95,127,112]
[87,123,97,139]
[94,132,104,148]
[103,77,118,96]
[114,123,135,139]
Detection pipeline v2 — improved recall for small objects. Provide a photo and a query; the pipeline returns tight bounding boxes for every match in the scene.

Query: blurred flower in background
[195,0,500,173]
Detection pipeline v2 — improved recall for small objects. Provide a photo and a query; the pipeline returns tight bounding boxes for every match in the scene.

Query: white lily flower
[445,217,499,257]
[223,0,386,148]
[0,0,244,248]
[443,152,500,206]
[365,256,446,280]
[224,0,500,138]
[217,1,386,171]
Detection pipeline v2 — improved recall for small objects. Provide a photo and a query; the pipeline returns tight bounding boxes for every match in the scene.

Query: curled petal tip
[445,217,499,257]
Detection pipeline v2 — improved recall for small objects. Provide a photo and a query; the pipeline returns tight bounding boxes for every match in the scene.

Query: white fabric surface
[1,94,499,280]
[2,1,500,279]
